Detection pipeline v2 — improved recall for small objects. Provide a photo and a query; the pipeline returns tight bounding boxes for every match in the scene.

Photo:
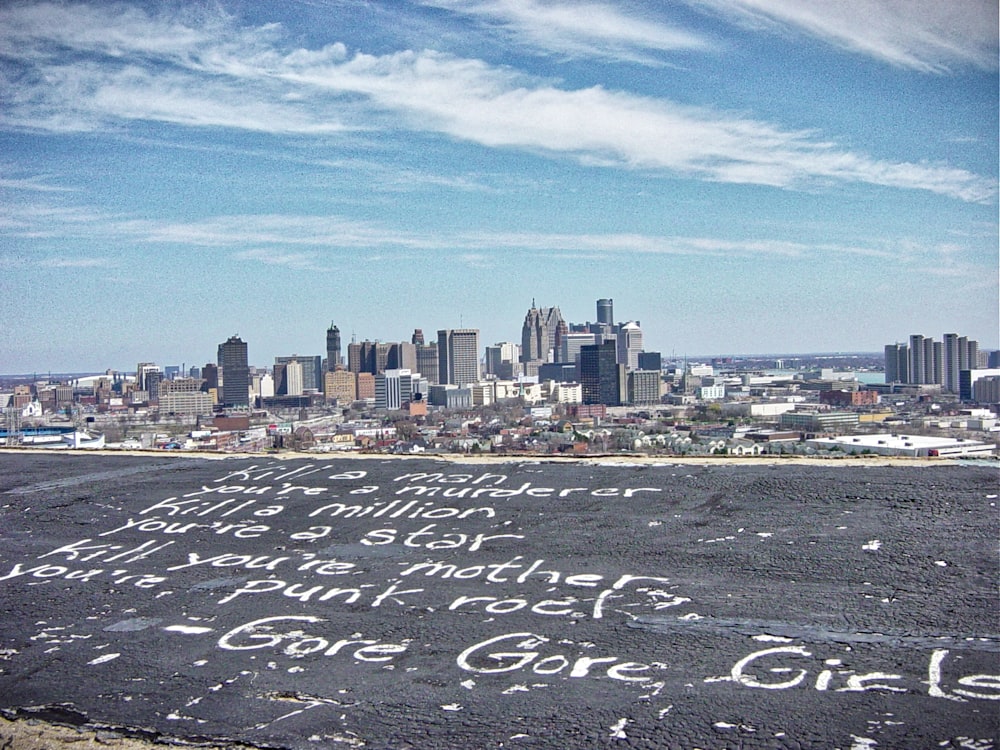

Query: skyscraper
[416,342,439,384]
[326,323,341,371]
[438,328,480,387]
[275,355,322,391]
[521,302,565,364]
[884,343,909,384]
[596,298,614,327]
[580,340,624,406]
[218,335,249,408]
[616,321,643,370]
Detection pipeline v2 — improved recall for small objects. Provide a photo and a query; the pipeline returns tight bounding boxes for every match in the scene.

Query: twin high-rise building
[885,333,981,394]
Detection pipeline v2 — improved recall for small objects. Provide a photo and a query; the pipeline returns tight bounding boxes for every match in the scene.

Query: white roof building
[807,433,995,458]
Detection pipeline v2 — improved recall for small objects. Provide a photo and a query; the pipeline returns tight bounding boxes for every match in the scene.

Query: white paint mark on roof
[87,653,120,665]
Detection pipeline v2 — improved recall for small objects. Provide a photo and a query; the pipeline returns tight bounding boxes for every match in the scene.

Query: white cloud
[39,257,114,268]
[0,2,993,201]
[231,249,331,271]
[690,0,999,72]
[420,0,710,62]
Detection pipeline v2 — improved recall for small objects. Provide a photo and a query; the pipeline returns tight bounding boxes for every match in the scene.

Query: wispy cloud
[0,175,75,192]
[231,249,331,271]
[0,2,993,201]
[420,0,710,63]
[39,257,114,268]
[690,0,999,72]
[6,200,976,267]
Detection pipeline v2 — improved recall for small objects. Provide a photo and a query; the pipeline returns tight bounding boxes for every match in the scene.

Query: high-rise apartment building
[218,335,249,408]
[438,328,480,387]
[943,334,980,395]
[884,343,909,384]
[887,333,980,394]
[326,323,341,371]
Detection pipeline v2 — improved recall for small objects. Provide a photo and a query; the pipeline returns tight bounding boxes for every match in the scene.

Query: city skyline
[1,1,997,374]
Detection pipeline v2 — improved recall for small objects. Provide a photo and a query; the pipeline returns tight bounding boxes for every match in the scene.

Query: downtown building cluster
[204,299,663,416]
[5,302,1000,458]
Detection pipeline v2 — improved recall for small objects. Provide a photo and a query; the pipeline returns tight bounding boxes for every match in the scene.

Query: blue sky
[1,0,997,373]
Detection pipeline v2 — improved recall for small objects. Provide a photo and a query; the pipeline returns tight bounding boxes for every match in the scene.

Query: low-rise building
[780,410,860,432]
[807,433,995,458]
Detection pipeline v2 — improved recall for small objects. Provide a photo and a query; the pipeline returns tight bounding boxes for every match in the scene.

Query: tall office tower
[438,328,480,387]
[580,340,624,406]
[521,303,565,363]
[201,363,219,391]
[147,370,163,403]
[412,329,425,346]
[616,321,643,370]
[326,323,341,371]
[284,360,304,396]
[521,305,544,363]
[485,342,519,378]
[347,342,364,374]
[275,355,322,391]
[388,342,417,371]
[415,343,439,384]
[348,341,383,375]
[884,343,909,384]
[218,335,249,408]
[596,298,614,327]
[560,332,596,367]
[136,362,158,391]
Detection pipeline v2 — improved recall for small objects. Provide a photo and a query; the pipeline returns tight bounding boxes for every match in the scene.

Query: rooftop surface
[0,453,997,748]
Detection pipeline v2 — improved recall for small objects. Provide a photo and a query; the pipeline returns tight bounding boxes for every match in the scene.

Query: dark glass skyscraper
[326,323,341,371]
[580,340,623,406]
[218,335,249,408]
